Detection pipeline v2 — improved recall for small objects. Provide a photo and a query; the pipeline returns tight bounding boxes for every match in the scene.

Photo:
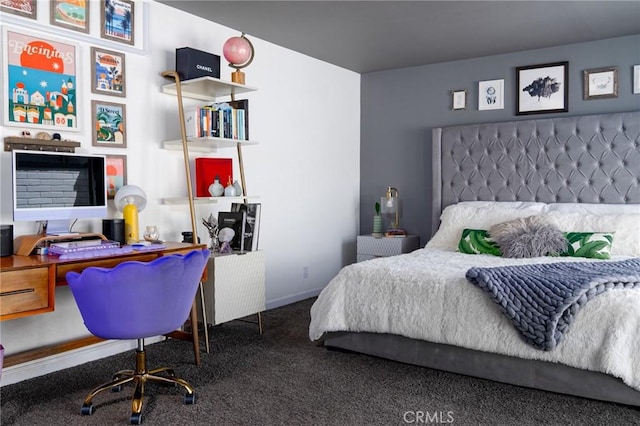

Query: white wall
[0,0,360,384]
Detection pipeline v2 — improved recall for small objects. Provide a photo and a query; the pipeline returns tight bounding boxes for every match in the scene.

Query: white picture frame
[451,89,467,110]
[634,65,640,94]
[478,79,504,110]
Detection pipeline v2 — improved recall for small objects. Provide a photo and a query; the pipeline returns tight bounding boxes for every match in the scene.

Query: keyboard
[55,244,167,260]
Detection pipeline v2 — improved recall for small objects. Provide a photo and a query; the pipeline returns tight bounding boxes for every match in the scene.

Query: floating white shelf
[161,76,257,101]
[162,137,259,152]
[160,195,259,205]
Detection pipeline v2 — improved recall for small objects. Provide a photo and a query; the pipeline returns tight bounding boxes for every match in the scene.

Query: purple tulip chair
[66,249,209,425]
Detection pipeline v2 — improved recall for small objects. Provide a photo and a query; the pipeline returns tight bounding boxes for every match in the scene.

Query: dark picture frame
[1,0,37,19]
[100,0,135,46]
[50,0,90,34]
[92,100,127,148]
[583,66,618,100]
[105,154,127,199]
[516,61,568,115]
[90,46,126,97]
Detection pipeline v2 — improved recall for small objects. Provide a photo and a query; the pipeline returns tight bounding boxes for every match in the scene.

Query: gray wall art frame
[583,66,618,100]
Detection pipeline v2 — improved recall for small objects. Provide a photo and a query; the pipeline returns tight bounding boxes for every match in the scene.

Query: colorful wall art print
[4,28,79,131]
[106,154,127,198]
[92,100,127,147]
[50,0,90,34]
[1,0,38,19]
[91,47,126,97]
[101,0,135,46]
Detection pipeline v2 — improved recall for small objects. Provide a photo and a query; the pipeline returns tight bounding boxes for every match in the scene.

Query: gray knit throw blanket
[465,258,640,351]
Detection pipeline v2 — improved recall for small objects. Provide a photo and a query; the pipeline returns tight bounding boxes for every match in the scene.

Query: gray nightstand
[356,235,420,262]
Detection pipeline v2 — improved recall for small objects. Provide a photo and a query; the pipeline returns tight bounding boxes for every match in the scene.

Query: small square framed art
[583,66,618,100]
[451,89,467,110]
[478,79,504,111]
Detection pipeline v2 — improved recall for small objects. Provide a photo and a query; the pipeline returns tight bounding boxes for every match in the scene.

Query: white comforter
[309,248,640,392]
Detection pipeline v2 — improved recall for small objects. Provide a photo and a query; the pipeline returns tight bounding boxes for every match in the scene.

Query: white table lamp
[114,185,147,244]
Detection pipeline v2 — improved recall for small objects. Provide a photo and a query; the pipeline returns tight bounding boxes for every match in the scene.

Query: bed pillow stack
[431,201,639,257]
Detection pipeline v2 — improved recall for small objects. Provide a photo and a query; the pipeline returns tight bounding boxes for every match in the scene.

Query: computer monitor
[11,150,107,235]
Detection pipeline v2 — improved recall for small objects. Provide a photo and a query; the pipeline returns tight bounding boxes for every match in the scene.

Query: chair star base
[79,339,196,424]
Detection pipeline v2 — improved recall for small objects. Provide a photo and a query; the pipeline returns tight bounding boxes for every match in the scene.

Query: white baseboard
[0,336,163,387]
[266,288,321,310]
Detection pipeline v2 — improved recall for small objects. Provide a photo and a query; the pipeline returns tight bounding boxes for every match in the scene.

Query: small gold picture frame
[451,90,467,110]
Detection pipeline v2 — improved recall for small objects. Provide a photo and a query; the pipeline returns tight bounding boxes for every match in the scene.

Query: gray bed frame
[324,111,640,407]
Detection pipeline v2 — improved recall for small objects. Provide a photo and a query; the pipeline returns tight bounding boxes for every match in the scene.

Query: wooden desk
[0,242,207,367]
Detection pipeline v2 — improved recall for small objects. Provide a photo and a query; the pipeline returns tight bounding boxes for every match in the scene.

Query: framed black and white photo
[583,66,618,100]
[478,79,504,111]
[451,89,467,110]
[516,61,568,115]
[633,65,640,94]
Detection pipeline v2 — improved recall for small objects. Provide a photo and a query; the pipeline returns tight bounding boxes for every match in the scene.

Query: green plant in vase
[373,202,383,237]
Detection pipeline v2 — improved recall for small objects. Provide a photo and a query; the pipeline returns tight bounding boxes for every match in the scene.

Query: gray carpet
[1,298,639,425]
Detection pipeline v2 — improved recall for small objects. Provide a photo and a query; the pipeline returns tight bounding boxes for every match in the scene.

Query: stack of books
[184,99,249,140]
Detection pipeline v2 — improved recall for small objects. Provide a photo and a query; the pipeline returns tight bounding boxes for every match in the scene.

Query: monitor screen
[12,150,107,230]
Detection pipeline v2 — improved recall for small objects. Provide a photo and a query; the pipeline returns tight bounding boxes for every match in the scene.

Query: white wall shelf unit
[161,70,264,337]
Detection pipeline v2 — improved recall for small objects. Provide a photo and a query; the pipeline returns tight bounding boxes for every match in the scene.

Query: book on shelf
[231,202,261,251]
[217,211,246,251]
[183,99,249,140]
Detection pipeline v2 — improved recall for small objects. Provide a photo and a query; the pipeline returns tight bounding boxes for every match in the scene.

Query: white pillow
[427,202,547,251]
[547,203,640,215]
[542,211,640,256]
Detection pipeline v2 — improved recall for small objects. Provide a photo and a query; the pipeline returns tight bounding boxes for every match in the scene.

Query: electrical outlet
[303,266,309,279]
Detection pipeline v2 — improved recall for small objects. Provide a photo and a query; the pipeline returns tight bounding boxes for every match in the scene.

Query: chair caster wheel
[184,393,196,405]
[80,403,94,415]
[111,385,123,392]
[130,413,143,424]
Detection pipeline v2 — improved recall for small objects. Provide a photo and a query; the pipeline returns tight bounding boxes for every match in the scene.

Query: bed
[309,111,640,407]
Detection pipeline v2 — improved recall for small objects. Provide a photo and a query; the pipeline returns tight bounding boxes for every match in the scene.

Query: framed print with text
[101,0,135,46]
[50,0,90,34]
[91,46,126,97]
[516,61,568,115]
[1,0,37,19]
[92,100,127,147]
[478,79,504,111]
[583,66,618,100]
[106,154,127,199]
[3,27,79,131]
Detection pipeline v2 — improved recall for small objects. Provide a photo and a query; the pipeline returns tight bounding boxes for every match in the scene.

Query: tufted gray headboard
[431,111,640,234]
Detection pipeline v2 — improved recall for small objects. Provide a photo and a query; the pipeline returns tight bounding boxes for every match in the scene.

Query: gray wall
[360,35,640,247]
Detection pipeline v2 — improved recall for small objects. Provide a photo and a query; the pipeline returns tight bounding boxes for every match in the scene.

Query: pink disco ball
[223,35,254,68]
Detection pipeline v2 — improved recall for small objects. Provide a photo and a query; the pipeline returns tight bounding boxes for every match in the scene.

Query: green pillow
[561,232,615,259]
[458,229,502,256]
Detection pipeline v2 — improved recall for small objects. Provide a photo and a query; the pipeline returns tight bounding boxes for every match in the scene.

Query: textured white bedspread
[309,248,640,391]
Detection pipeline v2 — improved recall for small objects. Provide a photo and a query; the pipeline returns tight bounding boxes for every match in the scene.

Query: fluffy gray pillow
[489,215,566,258]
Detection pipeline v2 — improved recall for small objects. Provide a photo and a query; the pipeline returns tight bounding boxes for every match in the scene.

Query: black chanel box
[176,47,220,81]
